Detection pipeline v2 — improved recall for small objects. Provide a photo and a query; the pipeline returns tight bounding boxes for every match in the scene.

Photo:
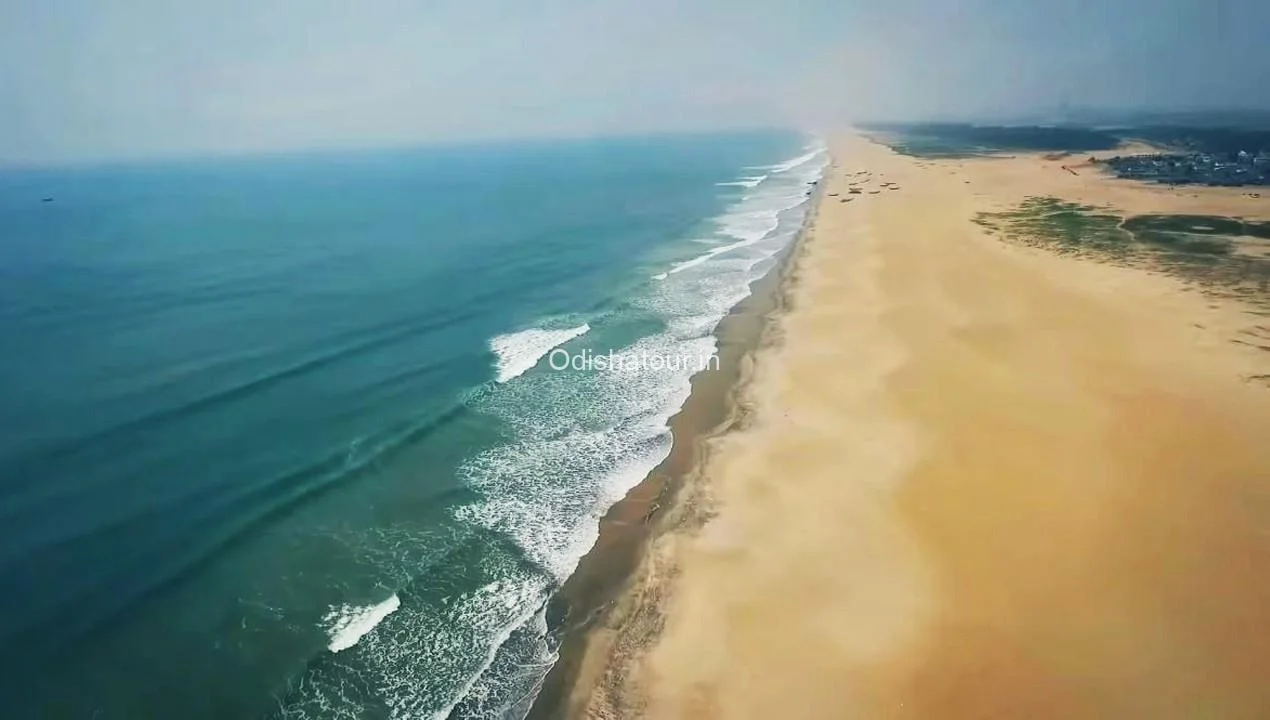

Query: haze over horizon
[3,0,1269,164]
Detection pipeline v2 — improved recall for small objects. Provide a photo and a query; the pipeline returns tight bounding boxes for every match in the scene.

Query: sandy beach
[554,133,1270,719]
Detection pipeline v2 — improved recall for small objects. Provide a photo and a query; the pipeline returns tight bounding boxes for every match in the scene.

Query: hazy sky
[2,0,1268,164]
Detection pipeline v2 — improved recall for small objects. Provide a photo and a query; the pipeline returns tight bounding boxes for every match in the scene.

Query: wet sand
[563,133,1270,718]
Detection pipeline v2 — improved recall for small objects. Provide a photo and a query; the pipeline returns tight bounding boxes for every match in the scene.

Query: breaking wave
[489,324,591,383]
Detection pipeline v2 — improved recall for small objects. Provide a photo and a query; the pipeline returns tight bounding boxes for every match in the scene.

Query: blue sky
[2,0,1268,164]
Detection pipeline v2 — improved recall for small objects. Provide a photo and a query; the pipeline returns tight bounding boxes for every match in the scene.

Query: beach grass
[974,196,1131,256]
[976,198,1270,310]
[1122,214,1270,240]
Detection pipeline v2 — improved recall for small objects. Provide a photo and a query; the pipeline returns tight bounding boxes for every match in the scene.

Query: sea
[0,131,826,719]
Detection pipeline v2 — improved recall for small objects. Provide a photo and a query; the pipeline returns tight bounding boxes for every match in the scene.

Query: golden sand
[570,134,1270,719]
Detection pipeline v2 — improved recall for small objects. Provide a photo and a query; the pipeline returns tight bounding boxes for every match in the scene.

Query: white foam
[768,147,824,174]
[457,332,712,581]
[715,174,769,189]
[656,149,822,280]
[324,594,401,653]
[292,564,553,718]
[428,581,551,720]
[443,134,828,712]
[274,135,829,720]
[447,602,555,719]
[489,324,590,383]
[665,236,758,276]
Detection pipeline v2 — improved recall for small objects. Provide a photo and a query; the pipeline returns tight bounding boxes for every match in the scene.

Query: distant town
[1100,150,1270,187]
[861,120,1270,188]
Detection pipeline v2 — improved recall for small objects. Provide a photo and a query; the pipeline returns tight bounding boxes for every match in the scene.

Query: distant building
[1102,151,1270,187]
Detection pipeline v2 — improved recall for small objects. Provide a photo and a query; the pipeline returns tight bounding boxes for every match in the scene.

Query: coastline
[545,131,1270,718]
[525,178,824,719]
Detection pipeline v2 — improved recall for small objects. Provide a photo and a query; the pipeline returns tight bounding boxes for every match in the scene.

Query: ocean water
[0,131,826,719]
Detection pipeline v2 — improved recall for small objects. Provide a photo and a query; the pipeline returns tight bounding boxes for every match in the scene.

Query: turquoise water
[0,132,826,718]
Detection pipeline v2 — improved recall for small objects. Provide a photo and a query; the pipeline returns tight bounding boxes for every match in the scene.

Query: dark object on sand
[849,188,862,194]
[829,193,839,196]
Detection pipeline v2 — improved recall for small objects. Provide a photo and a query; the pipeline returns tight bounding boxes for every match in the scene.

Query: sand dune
[576,134,1270,719]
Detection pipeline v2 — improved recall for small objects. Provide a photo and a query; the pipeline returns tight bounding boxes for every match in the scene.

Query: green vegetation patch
[975,196,1131,255]
[858,132,989,159]
[975,199,1270,315]
[862,123,1122,157]
[974,201,1270,258]
[1122,215,1270,240]
[1130,230,1231,256]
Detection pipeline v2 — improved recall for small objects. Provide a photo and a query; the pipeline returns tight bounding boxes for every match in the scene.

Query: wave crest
[715,174,769,189]
[489,324,591,383]
[324,594,401,653]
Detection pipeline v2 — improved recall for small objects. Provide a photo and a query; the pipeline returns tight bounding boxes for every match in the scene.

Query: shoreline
[532,130,1270,717]
[602,132,1270,718]
[525,179,824,719]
